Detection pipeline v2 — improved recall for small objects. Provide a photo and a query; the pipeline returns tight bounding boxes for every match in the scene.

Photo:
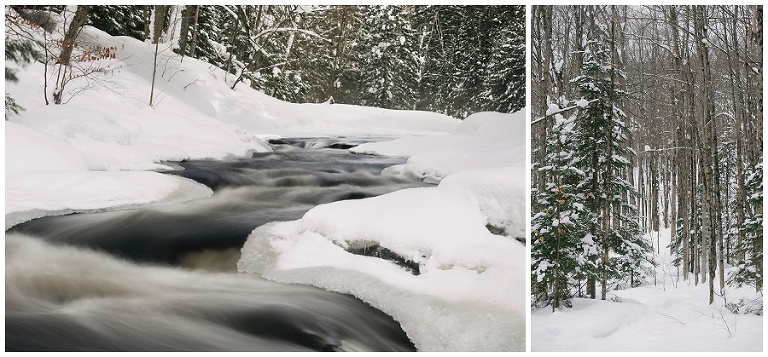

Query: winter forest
[531,5,763,351]
[5,5,523,118]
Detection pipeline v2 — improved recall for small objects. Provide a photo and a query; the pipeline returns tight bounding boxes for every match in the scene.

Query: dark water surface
[5,138,424,352]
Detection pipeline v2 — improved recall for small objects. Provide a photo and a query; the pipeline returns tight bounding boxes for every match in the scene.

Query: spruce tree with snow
[412,6,453,114]
[413,5,522,117]
[302,5,365,105]
[570,22,649,298]
[5,11,42,116]
[531,110,589,310]
[357,5,418,110]
[480,6,525,114]
[88,5,146,41]
[187,6,224,65]
[729,159,763,292]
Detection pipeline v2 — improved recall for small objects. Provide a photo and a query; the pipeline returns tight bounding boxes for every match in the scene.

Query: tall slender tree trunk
[188,6,200,57]
[694,6,720,303]
[57,6,90,66]
[601,6,618,301]
[726,6,747,264]
[178,5,190,60]
[149,5,168,106]
[53,5,90,105]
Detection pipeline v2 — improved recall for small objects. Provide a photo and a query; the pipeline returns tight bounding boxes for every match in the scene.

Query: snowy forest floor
[532,228,763,352]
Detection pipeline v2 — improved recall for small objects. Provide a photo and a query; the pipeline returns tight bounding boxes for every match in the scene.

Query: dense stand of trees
[532,5,762,309]
[6,5,525,118]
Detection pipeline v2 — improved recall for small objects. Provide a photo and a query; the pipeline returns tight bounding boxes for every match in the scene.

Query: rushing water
[5,138,426,352]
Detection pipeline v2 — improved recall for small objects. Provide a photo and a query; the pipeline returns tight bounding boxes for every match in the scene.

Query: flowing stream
[5,138,427,352]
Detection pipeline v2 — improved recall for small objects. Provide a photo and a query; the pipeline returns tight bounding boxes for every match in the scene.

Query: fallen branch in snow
[660,312,686,326]
[692,307,737,338]
[184,79,202,90]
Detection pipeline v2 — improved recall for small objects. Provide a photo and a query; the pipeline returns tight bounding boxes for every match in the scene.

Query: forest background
[530,5,763,310]
[5,5,524,118]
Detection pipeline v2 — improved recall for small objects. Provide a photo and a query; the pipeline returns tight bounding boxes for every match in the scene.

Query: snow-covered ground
[5,15,526,351]
[532,227,763,352]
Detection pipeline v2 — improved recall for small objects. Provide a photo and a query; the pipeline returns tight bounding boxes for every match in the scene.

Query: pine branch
[531,99,600,126]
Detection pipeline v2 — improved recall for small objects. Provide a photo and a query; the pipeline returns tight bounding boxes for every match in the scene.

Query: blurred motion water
[5,138,424,351]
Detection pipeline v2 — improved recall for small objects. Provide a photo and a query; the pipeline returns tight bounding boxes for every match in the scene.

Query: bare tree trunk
[179,5,190,60]
[153,5,168,44]
[53,5,90,105]
[725,6,747,264]
[58,5,90,66]
[189,6,200,57]
[149,5,168,106]
[694,6,721,304]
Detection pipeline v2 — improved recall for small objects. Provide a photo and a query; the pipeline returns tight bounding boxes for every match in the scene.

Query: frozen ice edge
[5,174,213,230]
[241,238,526,352]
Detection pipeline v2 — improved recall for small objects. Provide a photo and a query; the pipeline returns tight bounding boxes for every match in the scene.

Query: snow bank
[352,111,525,183]
[439,167,526,238]
[5,121,91,174]
[238,111,528,351]
[352,110,528,237]
[5,121,215,228]
[217,99,462,138]
[5,171,213,229]
[237,181,526,351]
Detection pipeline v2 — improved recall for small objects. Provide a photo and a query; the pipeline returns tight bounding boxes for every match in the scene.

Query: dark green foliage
[5,93,24,117]
[5,23,41,117]
[729,160,763,292]
[413,5,526,117]
[191,6,224,64]
[413,5,483,117]
[531,112,588,309]
[356,5,418,110]
[5,39,40,82]
[533,16,650,306]
[299,6,365,104]
[481,6,526,113]
[88,6,146,41]
[572,32,649,289]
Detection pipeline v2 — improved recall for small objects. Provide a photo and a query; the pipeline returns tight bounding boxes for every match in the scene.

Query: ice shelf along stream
[5,138,429,352]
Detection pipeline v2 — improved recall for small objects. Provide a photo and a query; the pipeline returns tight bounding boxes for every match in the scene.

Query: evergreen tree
[5,31,41,117]
[531,110,589,309]
[88,5,146,41]
[414,5,526,117]
[447,6,490,116]
[571,28,648,296]
[356,5,418,110]
[192,6,225,65]
[480,6,525,113]
[412,5,452,113]
[300,5,365,104]
[31,4,526,113]
[729,160,763,292]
